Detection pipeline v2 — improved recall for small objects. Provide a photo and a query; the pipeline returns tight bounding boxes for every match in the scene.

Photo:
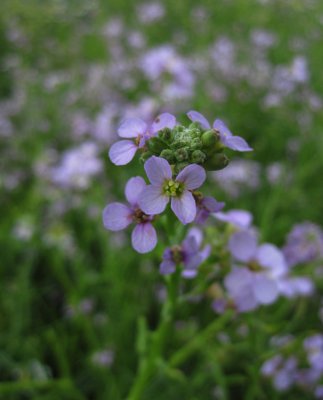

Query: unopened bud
[147,137,166,153]
[191,150,206,164]
[174,162,189,174]
[175,147,189,162]
[205,153,229,171]
[159,128,172,142]
[201,130,219,147]
[160,149,175,164]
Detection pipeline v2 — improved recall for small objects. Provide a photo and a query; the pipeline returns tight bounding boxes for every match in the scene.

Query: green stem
[168,311,233,368]
[126,268,181,400]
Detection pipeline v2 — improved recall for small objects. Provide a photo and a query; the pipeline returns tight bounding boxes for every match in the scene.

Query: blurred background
[1,0,323,399]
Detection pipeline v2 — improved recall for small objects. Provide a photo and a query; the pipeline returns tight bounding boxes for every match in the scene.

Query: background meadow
[1,0,323,398]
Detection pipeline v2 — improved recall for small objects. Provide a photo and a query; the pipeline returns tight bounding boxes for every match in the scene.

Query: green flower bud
[205,153,229,171]
[188,122,201,130]
[191,150,206,164]
[147,137,166,154]
[159,128,172,142]
[140,151,153,163]
[175,147,189,162]
[191,137,203,150]
[174,161,189,174]
[160,149,176,164]
[201,130,219,147]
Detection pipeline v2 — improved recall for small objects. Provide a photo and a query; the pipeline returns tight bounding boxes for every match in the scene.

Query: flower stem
[126,268,181,400]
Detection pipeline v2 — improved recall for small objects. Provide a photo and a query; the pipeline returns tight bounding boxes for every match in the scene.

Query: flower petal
[160,259,176,275]
[176,164,206,190]
[125,176,147,206]
[187,110,211,129]
[171,191,196,224]
[256,244,287,277]
[225,136,253,152]
[253,275,279,305]
[213,119,233,138]
[228,230,258,263]
[102,203,132,231]
[109,140,137,165]
[202,196,225,212]
[214,209,253,228]
[144,156,172,185]
[138,185,169,215]
[151,113,176,134]
[118,118,147,138]
[131,222,157,253]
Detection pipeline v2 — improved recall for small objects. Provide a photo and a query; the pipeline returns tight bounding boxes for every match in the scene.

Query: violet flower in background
[225,229,288,311]
[109,113,176,165]
[160,227,210,278]
[283,221,323,267]
[138,156,206,224]
[187,110,253,152]
[214,209,253,229]
[102,176,157,253]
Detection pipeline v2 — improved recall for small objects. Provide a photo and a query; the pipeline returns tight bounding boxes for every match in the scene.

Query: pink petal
[118,118,147,138]
[138,185,169,215]
[131,223,157,253]
[144,156,172,186]
[151,113,176,134]
[125,176,147,206]
[171,191,196,224]
[176,164,206,190]
[187,110,211,129]
[102,203,132,231]
[109,140,137,165]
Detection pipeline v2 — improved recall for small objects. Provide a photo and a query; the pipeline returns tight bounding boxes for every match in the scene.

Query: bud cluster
[141,122,229,173]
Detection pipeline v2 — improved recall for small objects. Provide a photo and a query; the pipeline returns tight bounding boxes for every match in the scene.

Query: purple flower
[225,230,288,311]
[102,176,157,253]
[138,156,206,224]
[194,194,225,224]
[283,221,323,267]
[160,228,210,278]
[187,110,252,152]
[214,209,253,229]
[109,113,176,165]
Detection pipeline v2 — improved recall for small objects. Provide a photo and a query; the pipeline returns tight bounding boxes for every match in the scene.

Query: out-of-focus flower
[214,209,253,229]
[187,111,252,152]
[283,222,323,267]
[160,228,210,278]
[51,142,103,190]
[137,1,165,24]
[138,156,206,224]
[103,177,157,253]
[225,230,287,311]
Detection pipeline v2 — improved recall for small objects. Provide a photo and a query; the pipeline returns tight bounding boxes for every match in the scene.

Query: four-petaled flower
[138,156,206,224]
[102,176,157,253]
[187,110,253,152]
[109,113,176,165]
[160,228,210,278]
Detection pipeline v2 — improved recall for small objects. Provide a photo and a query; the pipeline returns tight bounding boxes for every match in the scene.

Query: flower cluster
[103,111,251,253]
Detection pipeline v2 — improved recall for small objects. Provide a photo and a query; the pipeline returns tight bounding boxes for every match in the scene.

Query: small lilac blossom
[138,156,206,224]
[278,276,314,299]
[102,177,157,253]
[225,230,288,311]
[194,193,225,224]
[187,110,252,152]
[109,113,176,165]
[160,228,210,278]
